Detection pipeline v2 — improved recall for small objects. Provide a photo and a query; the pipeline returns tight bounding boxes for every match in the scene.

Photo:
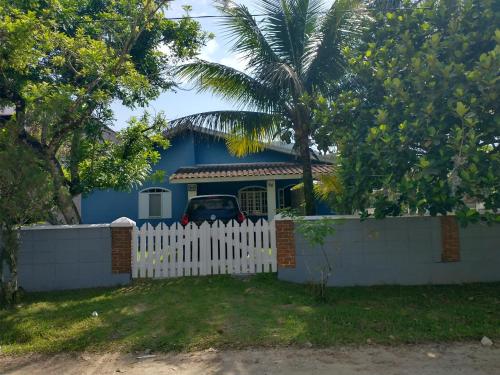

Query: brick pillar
[110,217,136,274]
[276,219,296,268]
[440,216,460,262]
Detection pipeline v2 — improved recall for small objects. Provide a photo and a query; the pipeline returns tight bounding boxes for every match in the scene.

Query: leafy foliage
[0,0,207,223]
[172,0,368,215]
[0,0,206,304]
[314,0,500,223]
[0,126,53,226]
[0,125,54,305]
[77,113,169,194]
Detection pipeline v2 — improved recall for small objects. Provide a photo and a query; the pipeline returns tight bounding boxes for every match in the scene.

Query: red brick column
[276,219,296,268]
[440,216,460,262]
[110,217,135,274]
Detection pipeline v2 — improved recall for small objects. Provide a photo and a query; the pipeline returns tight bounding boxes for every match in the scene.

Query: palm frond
[215,1,281,72]
[295,0,326,74]
[170,110,284,139]
[304,0,368,92]
[225,131,267,157]
[170,110,286,157]
[175,60,281,113]
[257,0,296,65]
[314,173,343,201]
[258,0,324,73]
[217,1,305,98]
[291,173,342,201]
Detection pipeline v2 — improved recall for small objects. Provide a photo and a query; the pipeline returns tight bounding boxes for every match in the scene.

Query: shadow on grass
[0,275,499,354]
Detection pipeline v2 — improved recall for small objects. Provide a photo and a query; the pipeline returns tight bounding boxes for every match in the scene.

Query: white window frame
[138,187,172,219]
[238,186,268,216]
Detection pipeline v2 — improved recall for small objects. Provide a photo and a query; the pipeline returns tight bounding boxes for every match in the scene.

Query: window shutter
[138,193,149,219]
[161,191,172,218]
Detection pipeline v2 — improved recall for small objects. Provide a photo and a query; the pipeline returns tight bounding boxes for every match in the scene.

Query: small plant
[279,208,338,301]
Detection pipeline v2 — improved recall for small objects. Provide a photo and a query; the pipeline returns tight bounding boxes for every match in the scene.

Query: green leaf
[455,102,468,117]
[419,158,430,168]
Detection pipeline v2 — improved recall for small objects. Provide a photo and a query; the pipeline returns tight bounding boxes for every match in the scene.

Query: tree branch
[47,0,170,153]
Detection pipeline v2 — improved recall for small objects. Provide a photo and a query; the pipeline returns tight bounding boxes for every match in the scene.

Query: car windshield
[187,197,237,214]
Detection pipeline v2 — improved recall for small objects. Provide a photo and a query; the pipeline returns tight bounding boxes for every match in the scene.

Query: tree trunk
[16,125,81,224]
[296,128,316,216]
[0,225,20,306]
[46,154,81,224]
[69,130,82,196]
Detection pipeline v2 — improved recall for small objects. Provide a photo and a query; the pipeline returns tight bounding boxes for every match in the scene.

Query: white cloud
[219,52,250,73]
[200,39,220,60]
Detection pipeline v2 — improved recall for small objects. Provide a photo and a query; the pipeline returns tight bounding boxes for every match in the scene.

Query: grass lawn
[1,275,499,354]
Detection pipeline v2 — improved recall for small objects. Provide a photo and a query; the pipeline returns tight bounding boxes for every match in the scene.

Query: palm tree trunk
[297,128,316,216]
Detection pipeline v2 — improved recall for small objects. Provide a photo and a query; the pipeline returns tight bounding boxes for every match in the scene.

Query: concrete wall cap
[275,214,450,221]
[111,217,136,227]
[22,223,110,230]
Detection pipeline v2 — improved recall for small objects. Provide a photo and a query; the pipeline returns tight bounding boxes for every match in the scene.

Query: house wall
[82,133,197,226]
[2,225,130,292]
[278,216,500,286]
[193,136,298,164]
[81,131,329,226]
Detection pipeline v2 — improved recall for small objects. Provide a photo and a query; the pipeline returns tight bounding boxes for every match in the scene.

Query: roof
[170,162,334,183]
[163,123,333,163]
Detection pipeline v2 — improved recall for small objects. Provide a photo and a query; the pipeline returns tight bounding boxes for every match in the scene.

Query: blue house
[81,125,334,226]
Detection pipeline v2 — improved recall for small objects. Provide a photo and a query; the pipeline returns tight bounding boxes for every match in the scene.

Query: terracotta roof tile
[170,162,333,181]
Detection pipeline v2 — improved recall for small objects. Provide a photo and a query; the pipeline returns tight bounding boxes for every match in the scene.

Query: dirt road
[1,343,498,375]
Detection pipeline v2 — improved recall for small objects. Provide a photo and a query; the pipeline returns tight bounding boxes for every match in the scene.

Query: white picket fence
[132,219,277,279]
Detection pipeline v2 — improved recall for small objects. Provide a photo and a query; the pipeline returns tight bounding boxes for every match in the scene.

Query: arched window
[138,188,172,219]
[238,186,267,216]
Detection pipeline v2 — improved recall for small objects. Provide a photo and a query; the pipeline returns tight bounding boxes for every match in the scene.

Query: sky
[112,0,333,130]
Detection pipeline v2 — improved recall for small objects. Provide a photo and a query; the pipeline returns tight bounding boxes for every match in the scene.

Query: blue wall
[193,136,298,164]
[82,130,333,226]
[82,133,196,226]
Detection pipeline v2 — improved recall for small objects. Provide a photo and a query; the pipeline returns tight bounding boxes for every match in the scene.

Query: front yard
[1,275,499,354]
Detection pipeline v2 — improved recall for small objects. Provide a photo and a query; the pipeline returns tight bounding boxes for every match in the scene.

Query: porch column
[187,183,197,200]
[267,180,277,220]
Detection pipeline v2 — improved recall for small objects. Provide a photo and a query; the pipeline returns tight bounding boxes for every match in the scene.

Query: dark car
[181,195,246,226]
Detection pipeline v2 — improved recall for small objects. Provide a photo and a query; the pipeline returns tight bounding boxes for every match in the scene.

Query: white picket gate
[131,219,277,279]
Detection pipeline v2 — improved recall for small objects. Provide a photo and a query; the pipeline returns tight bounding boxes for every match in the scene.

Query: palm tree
[172,0,366,215]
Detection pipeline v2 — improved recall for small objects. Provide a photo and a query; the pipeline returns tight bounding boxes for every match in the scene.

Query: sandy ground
[1,343,499,375]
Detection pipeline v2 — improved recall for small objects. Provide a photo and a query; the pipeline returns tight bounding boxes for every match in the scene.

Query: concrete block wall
[2,222,132,292]
[278,216,500,286]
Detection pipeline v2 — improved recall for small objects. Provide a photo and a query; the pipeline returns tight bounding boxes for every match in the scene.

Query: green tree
[314,0,500,223]
[173,0,367,215]
[76,113,169,194]
[0,0,207,223]
[0,125,54,305]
